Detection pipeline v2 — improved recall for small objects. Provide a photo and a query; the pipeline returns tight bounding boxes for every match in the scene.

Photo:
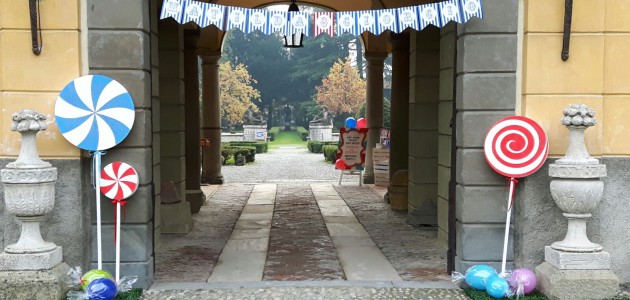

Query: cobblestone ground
[336,186,450,281]
[142,286,469,299]
[264,184,345,280]
[154,184,253,282]
[221,146,358,184]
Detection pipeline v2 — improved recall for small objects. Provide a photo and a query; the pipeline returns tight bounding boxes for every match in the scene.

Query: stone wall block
[158,50,184,79]
[119,110,152,147]
[456,149,505,185]
[456,74,517,110]
[152,97,161,133]
[409,157,438,184]
[440,33,456,69]
[152,69,160,97]
[152,133,161,164]
[161,156,186,182]
[88,0,150,30]
[160,132,186,157]
[457,223,514,261]
[90,223,153,262]
[103,148,153,185]
[462,0,518,34]
[409,131,438,158]
[438,101,453,135]
[409,103,438,131]
[438,135,452,167]
[160,105,185,130]
[89,31,150,70]
[457,35,517,73]
[456,111,513,148]
[459,260,514,274]
[439,69,454,101]
[456,185,513,223]
[91,185,153,224]
[94,70,151,109]
[409,77,439,104]
[437,165,450,199]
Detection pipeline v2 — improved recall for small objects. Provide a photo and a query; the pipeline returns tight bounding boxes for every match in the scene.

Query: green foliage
[114,288,143,300]
[268,127,280,141]
[358,97,391,130]
[322,145,339,162]
[270,130,306,147]
[222,145,256,163]
[228,141,268,153]
[464,289,549,300]
[296,127,309,141]
[308,141,337,153]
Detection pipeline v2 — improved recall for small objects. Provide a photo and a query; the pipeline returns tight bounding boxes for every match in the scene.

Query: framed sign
[255,131,267,140]
[337,127,368,170]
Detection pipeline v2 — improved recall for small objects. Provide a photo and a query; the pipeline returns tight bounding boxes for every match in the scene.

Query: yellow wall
[522,0,630,156]
[0,0,83,157]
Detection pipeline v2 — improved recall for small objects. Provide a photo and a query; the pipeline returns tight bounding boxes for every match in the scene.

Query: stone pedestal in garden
[243,125,267,142]
[309,125,334,142]
[536,104,619,300]
[0,110,70,299]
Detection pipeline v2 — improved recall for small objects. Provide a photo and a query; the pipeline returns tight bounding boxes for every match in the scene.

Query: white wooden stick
[501,178,516,275]
[116,203,121,282]
[95,152,103,270]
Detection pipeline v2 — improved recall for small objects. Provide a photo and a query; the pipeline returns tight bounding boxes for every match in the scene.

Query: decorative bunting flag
[289,11,310,36]
[376,9,398,35]
[269,11,290,35]
[248,9,269,34]
[200,3,226,29]
[314,12,335,37]
[226,6,248,32]
[440,0,463,25]
[160,0,484,36]
[460,0,483,21]
[397,6,420,32]
[181,0,204,25]
[160,0,184,22]
[418,3,441,30]
[356,11,377,35]
[336,11,358,36]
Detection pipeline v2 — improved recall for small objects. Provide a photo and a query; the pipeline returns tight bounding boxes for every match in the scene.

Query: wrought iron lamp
[283,0,304,48]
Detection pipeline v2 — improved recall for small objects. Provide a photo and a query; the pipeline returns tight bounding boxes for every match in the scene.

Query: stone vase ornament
[1,109,58,254]
[549,104,606,252]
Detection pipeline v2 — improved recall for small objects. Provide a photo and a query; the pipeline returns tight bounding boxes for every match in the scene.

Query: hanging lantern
[283,0,304,48]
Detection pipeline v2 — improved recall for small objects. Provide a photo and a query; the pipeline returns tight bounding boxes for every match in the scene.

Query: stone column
[536,104,619,300]
[0,110,70,299]
[363,51,388,184]
[200,51,224,184]
[184,30,204,213]
[388,32,410,196]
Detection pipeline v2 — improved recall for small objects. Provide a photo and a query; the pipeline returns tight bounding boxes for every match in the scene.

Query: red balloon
[357,118,367,129]
[335,159,346,170]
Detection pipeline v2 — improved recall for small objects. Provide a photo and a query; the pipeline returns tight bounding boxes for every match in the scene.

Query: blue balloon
[86,277,117,300]
[345,117,357,129]
[465,265,497,290]
[486,274,510,298]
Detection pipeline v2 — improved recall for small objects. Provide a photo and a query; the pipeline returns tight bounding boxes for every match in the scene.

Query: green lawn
[269,130,306,149]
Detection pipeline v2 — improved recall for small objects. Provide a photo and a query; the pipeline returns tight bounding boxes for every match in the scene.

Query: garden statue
[244,107,266,126]
[310,107,332,125]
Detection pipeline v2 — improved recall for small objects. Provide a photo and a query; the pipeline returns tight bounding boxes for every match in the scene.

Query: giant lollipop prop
[484,116,548,274]
[56,75,135,270]
[101,162,139,282]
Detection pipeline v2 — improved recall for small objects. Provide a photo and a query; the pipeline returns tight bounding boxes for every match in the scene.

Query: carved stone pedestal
[309,125,334,142]
[0,263,71,300]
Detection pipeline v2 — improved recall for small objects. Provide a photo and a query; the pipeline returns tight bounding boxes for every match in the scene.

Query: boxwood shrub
[322,145,338,163]
[297,126,309,141]
[268,127,280,141]
[228,141,268,153]
[308,141,337,153]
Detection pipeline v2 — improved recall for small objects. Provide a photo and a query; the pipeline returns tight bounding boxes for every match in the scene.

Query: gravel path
[221,146,359,184]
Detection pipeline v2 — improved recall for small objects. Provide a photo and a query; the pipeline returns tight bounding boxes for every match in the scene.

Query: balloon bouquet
[453,116,548,298]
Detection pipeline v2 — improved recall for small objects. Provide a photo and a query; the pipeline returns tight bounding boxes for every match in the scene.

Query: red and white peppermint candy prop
[100,162,139,200]
[483,116,548,275]
[100,161,138,283]
[484,116,548,178]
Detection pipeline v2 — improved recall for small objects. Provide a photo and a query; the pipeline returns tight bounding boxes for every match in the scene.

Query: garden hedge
[322,145,338,163]
[268,127,280,141]
[228,141,268,153]
[297,126,309,141]
[308,141,338,153]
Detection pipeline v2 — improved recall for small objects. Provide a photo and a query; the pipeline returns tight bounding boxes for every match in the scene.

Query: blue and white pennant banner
[160,0,483,36]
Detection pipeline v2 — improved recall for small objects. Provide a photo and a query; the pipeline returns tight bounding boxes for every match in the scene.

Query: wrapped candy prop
[508,268,538,296]
[81,269,114,291]
[66,267,138,300]
[451,264,497,291]
[485,274,512,299]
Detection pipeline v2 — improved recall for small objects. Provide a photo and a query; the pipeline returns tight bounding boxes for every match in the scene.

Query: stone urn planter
[548,104,605,252]
[0,109,58,254]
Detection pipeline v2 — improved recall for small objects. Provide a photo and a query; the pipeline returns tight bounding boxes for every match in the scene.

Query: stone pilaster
[184,30,204,214]
[388,32,410,183]
[200,52,224,184]
[363,52,388,184]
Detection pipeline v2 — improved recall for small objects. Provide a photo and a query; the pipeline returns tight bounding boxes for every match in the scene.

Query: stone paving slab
[337,246,403,281]
[239,212,275,220]
[324,216,360,223]
[316,200,348,208]
[223,238,270,252]
[230,228,271,240]
[326,223,370,237]
[206,250,267,282]
[319,206,356,217]
[234,219,271,229]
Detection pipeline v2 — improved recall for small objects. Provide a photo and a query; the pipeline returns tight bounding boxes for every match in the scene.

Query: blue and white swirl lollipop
[55,75,135,151]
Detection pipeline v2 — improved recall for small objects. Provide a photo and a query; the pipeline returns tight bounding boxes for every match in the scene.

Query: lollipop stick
[95,152,103,270]
[501,178,516,275]
[116,202,121,282]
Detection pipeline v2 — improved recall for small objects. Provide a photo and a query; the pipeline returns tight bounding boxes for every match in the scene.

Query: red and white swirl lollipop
[100,162,138,200]
[100,161,138,283]
[483,116,548,276]
[484,116,548,178]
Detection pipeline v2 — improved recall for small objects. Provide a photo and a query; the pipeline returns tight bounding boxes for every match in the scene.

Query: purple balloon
[509,268,537,295]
